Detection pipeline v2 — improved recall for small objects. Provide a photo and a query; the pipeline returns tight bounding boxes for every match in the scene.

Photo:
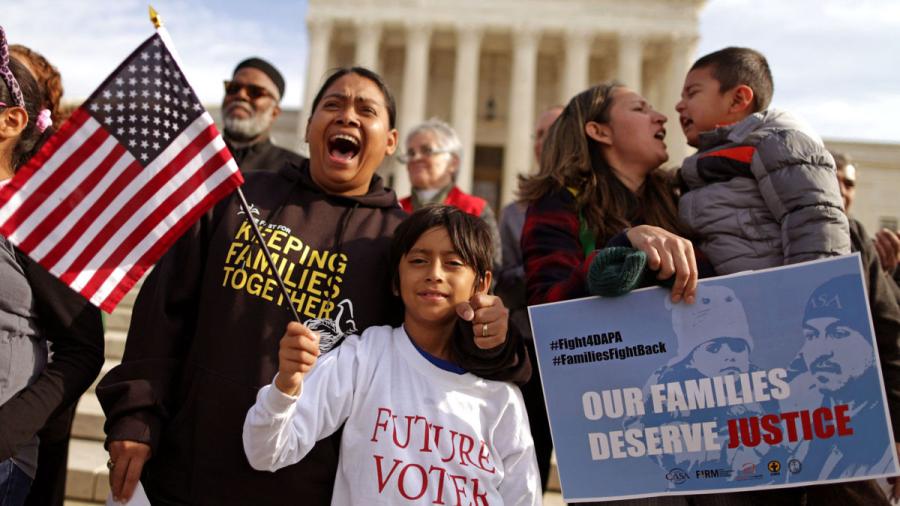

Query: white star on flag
[0,31,243,312]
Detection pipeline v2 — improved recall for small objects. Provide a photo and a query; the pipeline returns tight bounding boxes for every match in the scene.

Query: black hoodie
[97,159,527,505]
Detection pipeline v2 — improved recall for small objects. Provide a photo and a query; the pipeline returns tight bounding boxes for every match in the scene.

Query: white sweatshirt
[243,325,541,505]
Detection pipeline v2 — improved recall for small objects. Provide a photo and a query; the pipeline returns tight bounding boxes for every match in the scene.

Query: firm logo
[695,468,733,479]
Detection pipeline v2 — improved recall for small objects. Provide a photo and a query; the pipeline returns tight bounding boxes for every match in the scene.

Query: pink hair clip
[36,108,51,132]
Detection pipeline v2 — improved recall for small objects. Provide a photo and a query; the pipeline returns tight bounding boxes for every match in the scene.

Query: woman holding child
[519,82,703,308]
[97,67,525,505]
[520,48,853,505]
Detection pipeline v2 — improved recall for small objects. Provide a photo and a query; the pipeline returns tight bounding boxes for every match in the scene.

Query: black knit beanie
[234,57,285,100]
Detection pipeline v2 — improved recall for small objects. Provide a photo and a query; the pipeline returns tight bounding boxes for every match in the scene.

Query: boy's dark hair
[310,66,397,128]
[390,206,494,294]
[691,47,773,113]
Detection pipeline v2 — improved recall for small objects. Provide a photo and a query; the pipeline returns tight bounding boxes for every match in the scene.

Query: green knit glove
[586,247,650,297]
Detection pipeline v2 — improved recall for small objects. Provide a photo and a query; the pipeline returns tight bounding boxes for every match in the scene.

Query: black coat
[226,137,305,174]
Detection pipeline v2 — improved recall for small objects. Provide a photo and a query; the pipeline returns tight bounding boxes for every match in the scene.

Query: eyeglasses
[838,176,856,189]
[398,146,452,163]
[223,80,277,100]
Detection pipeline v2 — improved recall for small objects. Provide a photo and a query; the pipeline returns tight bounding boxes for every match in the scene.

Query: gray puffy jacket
[678,109,850,274]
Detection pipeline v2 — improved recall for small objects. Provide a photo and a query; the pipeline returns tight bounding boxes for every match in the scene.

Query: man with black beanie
[222,57,304,172]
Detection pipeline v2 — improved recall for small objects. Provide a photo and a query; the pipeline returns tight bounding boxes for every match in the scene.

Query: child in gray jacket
[675,47,849,275]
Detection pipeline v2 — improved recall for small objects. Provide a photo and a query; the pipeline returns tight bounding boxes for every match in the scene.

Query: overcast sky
[4,0,899,142]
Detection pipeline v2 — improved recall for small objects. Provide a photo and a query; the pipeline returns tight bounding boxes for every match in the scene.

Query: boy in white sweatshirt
[243,205,541,505]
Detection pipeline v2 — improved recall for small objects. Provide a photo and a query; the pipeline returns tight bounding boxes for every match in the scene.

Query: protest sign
[529,254,898,502]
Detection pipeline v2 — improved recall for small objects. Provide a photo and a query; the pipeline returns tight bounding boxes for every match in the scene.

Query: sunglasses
[223,80,277,101]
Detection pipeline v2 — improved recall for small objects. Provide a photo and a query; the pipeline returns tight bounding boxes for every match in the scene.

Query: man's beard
[223,101,274,142]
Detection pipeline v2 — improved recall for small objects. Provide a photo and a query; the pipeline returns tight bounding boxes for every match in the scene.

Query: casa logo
[665,468,690,484]
[788,459,802,474]
[695,468,733,479]
[767,460,781,475]
[735,463,762,481]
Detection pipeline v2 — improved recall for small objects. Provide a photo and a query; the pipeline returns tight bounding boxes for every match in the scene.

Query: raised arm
[243,324,368,472]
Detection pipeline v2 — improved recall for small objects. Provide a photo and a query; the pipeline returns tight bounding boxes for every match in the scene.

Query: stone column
[395,24,433,198]
[616,34,643,92]
[501,27,540,206]
[661,35,698,168]
[354,21,382,72]
[451,25,484,193]
[560,29,592,105]
[298,18,333,153]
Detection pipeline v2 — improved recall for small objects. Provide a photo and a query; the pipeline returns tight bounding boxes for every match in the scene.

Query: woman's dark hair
[389,206,493,296]
[310,66,396,128]
[10,44,67,128]
[518,81,689,245]
[0,57,51,171]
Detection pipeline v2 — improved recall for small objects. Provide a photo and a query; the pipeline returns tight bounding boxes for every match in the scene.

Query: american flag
[0,33,243,312]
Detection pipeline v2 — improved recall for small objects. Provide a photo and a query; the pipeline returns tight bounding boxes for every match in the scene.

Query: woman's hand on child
[108,440,151,502]
[626,225,698,304]
[457,294,509,350]
[275,322,321,396]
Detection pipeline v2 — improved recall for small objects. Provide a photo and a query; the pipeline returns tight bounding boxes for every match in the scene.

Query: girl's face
[398,226,490,334]
[404,130,457,190]
[688,337,750,378]
[588,87,668,181]
[305,73,398,196]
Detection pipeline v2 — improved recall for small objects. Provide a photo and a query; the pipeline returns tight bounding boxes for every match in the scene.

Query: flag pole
[147,6,302,323]
[234,188,302,323]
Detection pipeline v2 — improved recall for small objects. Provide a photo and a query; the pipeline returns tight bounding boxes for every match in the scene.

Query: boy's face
[676,66,735,147]
[398,227,487,334]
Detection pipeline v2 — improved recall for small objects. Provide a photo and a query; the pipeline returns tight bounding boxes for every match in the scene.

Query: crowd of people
[1,22,899,506]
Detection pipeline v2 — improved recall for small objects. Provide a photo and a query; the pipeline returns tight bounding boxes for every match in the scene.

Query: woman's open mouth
[327,133,361,163]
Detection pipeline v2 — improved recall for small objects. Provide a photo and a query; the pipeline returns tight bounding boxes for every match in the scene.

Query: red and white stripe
[0,108,242,311]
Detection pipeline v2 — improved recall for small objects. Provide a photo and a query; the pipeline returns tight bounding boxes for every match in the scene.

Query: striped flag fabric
[0,32,243,312]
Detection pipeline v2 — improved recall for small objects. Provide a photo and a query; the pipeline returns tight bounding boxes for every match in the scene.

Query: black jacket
[226,137,304,174]
[849,217,900,439]
[0,248,104,461]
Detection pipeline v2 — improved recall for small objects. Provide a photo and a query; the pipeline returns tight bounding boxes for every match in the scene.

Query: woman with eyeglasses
[0,28,103,505]
[400,119,501,266]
